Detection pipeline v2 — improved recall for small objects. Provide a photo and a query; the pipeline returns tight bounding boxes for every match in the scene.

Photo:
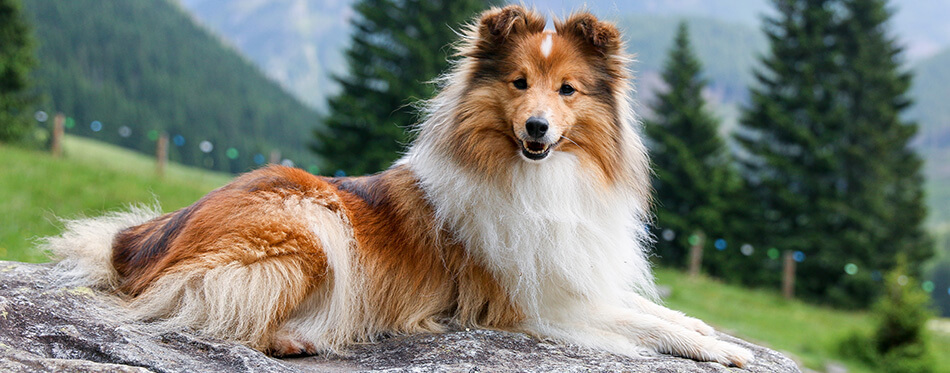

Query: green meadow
[0,136,229,262]
[656,268,950,372]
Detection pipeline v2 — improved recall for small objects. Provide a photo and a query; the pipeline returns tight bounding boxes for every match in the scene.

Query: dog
[45,5,752,367]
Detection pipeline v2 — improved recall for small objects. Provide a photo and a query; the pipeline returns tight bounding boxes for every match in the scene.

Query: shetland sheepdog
[46,5,752,367]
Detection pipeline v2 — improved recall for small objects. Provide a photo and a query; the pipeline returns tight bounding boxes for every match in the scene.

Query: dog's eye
[513,78,528,90]
[559,84,575,96]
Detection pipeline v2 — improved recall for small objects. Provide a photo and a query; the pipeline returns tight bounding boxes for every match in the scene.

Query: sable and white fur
[44,6,753,367]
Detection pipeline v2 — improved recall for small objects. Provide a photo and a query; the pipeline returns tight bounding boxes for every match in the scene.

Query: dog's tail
[41,203,162,289]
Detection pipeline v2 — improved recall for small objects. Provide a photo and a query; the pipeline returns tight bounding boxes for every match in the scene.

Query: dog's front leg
[594,307,754,367]
[624,291,716,336]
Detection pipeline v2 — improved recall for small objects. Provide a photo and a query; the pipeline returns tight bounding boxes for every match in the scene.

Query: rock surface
[0,261,800,372]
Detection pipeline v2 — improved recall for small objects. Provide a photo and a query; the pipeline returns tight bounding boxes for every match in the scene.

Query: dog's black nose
[525,117,548,139]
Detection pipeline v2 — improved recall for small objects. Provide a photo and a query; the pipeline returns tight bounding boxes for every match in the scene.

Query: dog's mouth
[520,140,554,160]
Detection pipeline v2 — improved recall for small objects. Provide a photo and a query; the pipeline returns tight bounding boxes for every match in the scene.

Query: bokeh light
[118,126,132,138]
[90,121,102,132]
[793,251,805,263]
[199,140,213,153]
[767,248,779,259]
[897,275,908,286]
[226,147,239,159]
[688,234,700,246]
[334,169,346,177]
[740,244,754,256]
[307,165,320,174]
[253,154,266,165]
[34,111,48,122]
[173,134,185,147]
[844,263,858,275]
[65,117,75,129]
[714,239,727,250]
[662,229,675,241]
[147,130,159,141]
[922,281,934,293]
[280,159,294,167]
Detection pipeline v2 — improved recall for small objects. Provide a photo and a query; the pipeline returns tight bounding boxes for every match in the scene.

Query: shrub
[837,257,934,372]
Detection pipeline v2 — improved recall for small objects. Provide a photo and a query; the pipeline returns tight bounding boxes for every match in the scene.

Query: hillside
[617,15,765,106]
[20,0,321,174]
[176,0,351,110]
[0,137,230,262]
[911,48,950,153]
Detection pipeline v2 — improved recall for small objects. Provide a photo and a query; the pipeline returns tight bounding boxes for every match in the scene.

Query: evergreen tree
[737,0,931,307]
[313,0,493,176]
[645,22,737,271]
[836,0,932,290]
[737,0,863,306]
[0,0,35,142]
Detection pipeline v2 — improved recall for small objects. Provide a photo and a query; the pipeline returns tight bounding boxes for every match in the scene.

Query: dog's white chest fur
[409,150,656,319]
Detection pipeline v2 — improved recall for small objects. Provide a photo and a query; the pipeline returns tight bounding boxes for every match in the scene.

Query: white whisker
[560,135,581,148]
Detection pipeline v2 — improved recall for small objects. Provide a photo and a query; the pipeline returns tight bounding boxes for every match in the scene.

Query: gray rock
[0,261,800,372]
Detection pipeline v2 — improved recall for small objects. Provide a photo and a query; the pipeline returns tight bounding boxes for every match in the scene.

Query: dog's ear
[555,12,622,56]
[475,5,545,47]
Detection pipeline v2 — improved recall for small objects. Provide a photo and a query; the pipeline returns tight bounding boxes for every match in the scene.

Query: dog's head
[441,5,632,182]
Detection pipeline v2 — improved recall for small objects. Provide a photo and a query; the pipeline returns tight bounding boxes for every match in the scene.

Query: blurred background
[0,0,948,371]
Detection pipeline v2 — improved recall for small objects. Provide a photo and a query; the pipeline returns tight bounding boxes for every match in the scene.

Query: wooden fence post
[782,250,796,299]
[269,149,281,164]
[156,132,168,177]
[688,231,705,278]
[51,113,64,158]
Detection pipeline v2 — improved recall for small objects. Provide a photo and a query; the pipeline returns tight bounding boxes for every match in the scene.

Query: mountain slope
[905,48,950,227]
[617,15,765,107]
[176,0,352,110]
[911,48,950,152]
[21,0,320,173]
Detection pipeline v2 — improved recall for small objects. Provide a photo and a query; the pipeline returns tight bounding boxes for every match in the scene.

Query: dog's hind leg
[264,197,364,356]
[121,190,354,354]
[128,251,325,352]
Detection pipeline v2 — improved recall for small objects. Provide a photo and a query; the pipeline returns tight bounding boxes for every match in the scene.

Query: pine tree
[736,0,864,306]
[737,0,932,307]
[313,0,493,176]
[836,0,932,288]
[645,22,737,270]
[0,0,35,142]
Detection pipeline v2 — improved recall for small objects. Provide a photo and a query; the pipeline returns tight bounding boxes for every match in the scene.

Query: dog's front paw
[706,341,754,368]
[268,331,319,357]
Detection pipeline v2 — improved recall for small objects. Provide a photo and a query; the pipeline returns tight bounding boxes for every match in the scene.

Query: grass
[2,137,948,372]
[0,136,230,262]
[656,268,950,372]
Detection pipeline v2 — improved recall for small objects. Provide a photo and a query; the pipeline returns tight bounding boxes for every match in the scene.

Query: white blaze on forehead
[540,33,553,58]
